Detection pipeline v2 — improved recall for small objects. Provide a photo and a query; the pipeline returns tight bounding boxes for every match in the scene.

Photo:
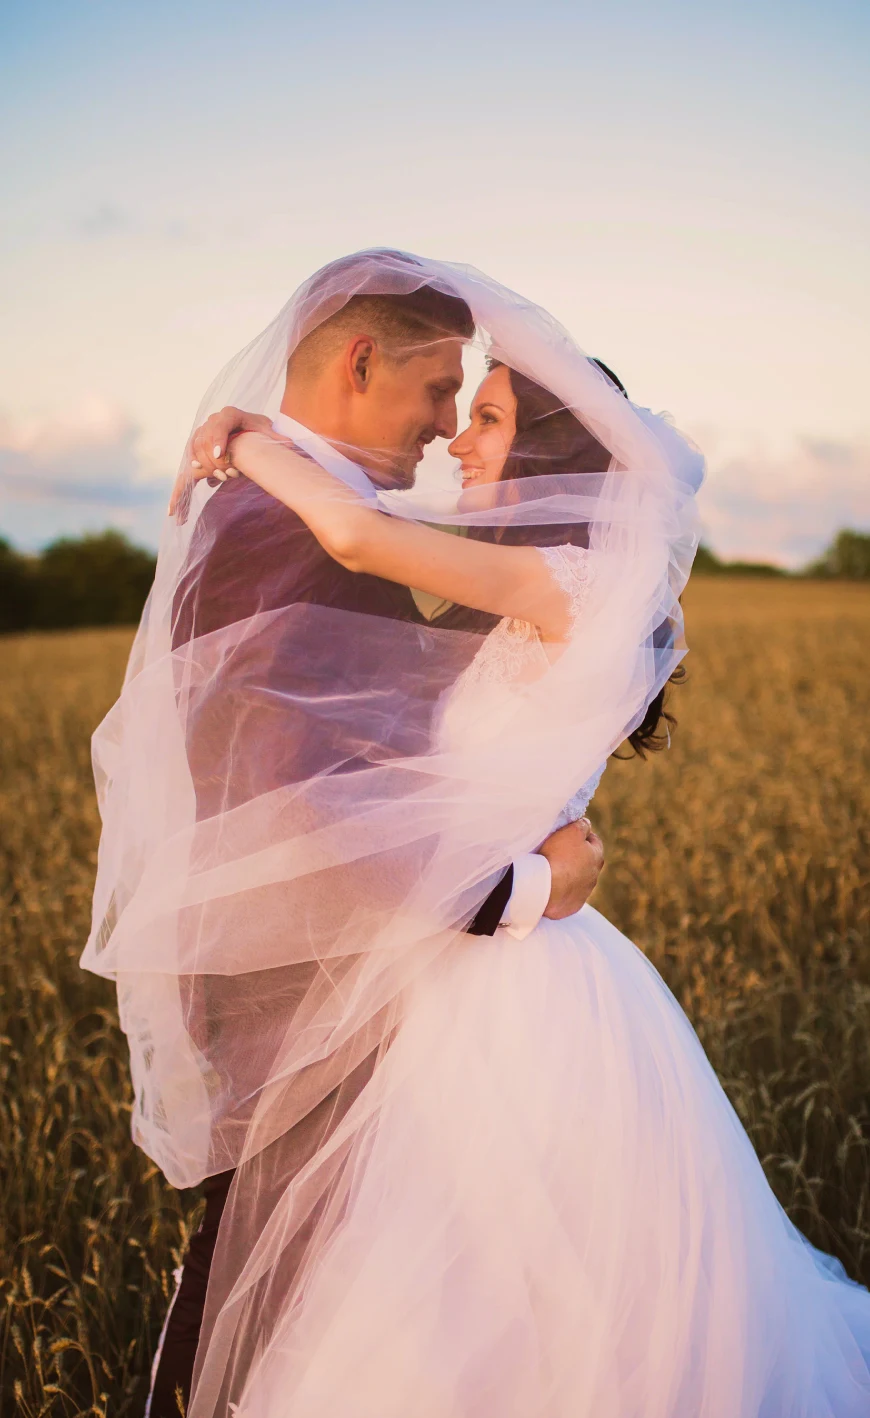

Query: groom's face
[349,337,465,489]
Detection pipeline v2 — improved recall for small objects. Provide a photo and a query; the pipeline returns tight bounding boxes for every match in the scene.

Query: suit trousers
[145,1047,376,1417]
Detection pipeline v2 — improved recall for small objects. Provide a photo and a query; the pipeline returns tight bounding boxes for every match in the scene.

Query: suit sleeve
[465,865,515,936]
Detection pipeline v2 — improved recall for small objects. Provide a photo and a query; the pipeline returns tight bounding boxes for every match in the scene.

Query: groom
[150,252,604,1415]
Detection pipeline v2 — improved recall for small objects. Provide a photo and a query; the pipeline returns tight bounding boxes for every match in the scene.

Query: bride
[182,349,870,1415]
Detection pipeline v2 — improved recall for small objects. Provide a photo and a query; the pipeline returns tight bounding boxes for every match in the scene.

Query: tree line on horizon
[1,526,869,635]
[694,530,870,580]
[0,531,157,635]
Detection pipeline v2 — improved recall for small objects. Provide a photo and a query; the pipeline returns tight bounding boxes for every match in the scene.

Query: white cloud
[0,400,169,549]
[696,434,870,568]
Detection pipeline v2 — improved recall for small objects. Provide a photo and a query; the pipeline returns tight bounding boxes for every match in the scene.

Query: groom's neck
[281,379,343,444]
[281,379,384,480]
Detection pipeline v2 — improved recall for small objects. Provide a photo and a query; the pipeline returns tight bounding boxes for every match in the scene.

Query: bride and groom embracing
[83,250,870,1417]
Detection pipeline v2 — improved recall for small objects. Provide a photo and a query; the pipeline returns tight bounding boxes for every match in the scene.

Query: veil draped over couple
[82,250,870,1417]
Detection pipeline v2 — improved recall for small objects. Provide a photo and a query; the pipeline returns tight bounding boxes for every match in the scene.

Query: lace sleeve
[446,546,596,697]
[538,544,596,631]
[538,546,607,827]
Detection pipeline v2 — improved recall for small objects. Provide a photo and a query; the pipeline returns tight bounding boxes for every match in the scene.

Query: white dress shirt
[270,412,552,940]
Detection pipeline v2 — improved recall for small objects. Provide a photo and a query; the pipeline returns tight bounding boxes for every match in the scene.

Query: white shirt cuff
[500,853,551,940]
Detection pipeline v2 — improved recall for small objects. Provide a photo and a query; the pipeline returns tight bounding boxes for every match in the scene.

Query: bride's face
[448,366,517,490]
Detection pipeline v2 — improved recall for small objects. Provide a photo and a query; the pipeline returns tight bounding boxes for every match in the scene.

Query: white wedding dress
[239,546,870,1417]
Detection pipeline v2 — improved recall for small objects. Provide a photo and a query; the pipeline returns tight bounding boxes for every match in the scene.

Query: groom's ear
[347,336,376,394]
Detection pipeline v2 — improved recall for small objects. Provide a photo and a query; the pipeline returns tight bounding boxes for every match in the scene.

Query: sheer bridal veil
[81,248,703,1412]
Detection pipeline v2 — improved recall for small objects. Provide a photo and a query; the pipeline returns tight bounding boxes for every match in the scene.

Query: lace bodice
[439,544,606,827]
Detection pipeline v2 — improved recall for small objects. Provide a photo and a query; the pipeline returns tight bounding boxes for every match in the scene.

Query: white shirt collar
[271,412,379,505]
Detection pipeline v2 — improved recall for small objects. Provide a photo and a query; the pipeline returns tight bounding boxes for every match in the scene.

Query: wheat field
[1,577,869,1415]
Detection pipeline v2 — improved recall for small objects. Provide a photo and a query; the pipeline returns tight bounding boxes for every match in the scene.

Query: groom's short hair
[289,250,474,381]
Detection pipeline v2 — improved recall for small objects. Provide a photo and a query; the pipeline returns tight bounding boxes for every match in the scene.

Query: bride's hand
[169,407,275,516]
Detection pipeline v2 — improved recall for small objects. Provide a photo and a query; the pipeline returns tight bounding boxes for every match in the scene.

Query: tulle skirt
[237,905,870,1417]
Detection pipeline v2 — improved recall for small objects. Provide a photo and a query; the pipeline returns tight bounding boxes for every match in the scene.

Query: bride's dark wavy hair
[486,357,685,758]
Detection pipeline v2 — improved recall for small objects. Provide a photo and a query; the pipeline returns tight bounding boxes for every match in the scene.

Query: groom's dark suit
[147,476,514,1415]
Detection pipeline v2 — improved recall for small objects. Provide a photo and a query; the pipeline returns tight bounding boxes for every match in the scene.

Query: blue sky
[1,0,868,563]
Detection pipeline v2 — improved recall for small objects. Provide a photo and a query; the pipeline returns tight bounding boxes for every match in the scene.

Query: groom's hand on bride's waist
[538,819,604,920]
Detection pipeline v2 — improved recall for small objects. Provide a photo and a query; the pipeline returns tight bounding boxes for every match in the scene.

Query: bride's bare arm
[226,433,572,641]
